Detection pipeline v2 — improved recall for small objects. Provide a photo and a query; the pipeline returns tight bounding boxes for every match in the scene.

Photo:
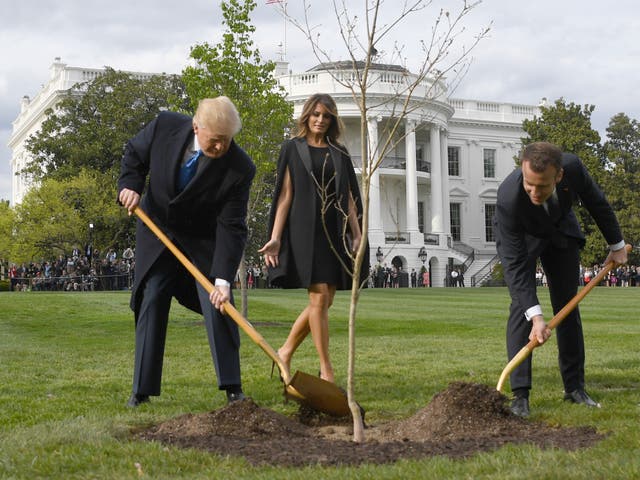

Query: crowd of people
[3,247,135,292]
[534,264,640,288]
[582,264,640,287]
[7,254,637,293]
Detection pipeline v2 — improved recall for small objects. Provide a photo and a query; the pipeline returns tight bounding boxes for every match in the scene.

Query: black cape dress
[266,137,369,290]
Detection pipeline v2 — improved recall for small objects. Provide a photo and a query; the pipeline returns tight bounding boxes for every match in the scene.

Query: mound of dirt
[376,381,512,441]
[136,382,604,466]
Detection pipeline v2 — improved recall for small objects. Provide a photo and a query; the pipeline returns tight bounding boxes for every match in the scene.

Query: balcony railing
[350,156,430,173]
[424,233,439,245]
[384,232,410,244]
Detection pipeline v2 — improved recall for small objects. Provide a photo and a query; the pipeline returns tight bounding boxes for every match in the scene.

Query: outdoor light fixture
[418,246,428,264]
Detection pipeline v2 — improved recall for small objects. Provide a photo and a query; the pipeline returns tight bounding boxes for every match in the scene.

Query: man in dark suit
[494,141,627,417]
[118,96,255,407]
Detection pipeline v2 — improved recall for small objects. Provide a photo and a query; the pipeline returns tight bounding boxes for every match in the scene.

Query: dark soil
[135,381,604,467]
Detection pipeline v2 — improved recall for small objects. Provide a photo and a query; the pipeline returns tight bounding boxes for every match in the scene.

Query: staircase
[449,242,502,287]
[468,253,501,286]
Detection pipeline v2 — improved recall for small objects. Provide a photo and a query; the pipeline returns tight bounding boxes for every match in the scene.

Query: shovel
[496,244,631,392]
[133,206,350,416]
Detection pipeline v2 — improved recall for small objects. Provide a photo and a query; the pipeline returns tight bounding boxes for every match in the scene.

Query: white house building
[275,60,539,286]
[7,58,154,206]
[8,58,540,286]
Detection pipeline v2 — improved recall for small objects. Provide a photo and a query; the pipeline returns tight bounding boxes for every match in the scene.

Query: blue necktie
[177,149,202,192]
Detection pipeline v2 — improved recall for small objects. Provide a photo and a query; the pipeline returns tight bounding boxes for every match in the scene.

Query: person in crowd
[494,141,627,417]
[391,266,399,288]
[259,93,367,384]
[450,267,458,286]
[422,268,429,287]
[118,96,255,407]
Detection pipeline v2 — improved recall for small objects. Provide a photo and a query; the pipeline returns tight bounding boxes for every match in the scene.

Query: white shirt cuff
[214,278,231,287]
[524,305,543,321]
[609,240,625,251]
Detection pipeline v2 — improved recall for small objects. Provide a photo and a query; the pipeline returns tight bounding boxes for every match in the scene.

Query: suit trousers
[132,250,241,396]
[507,236,585,395]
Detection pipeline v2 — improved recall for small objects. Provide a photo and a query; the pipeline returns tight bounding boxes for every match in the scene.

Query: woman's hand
[258,239,282,267]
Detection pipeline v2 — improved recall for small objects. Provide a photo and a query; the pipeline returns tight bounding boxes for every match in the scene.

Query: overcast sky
[2,0,639,203]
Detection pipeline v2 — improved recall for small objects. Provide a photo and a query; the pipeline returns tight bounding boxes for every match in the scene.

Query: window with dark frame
[485,203,496,242]
[450,202,461,241]
[448,146,460,177]
[483,148,496,178]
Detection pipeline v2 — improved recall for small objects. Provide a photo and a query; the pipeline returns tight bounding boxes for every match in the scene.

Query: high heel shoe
[272,359,290,384]
[271,361,283,383]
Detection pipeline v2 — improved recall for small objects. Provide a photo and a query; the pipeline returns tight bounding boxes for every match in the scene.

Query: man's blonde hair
[194,96,242,136]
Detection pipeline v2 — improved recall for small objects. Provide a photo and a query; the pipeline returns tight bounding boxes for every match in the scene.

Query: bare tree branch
[278,0,490,442]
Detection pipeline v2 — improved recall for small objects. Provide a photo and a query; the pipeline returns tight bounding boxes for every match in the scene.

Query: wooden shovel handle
[133,206,292,384]
[547,243,631,331]
[496,243,631,392]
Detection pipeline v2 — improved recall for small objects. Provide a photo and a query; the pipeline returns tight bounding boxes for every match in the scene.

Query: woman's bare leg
[277,283,336,383]
[278,306,311,373]
[307,283,336,383]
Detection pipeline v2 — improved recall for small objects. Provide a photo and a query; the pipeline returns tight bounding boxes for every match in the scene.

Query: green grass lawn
[1,287,638,479]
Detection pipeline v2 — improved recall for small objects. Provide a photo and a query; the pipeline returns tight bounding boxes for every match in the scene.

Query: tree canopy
[10,170,124,263]
[182,0,292,263]
[14,69,189,261]
[23,69,189,183]
[601,113,640,259]
[522,99,639,266]
[0,200,14,262]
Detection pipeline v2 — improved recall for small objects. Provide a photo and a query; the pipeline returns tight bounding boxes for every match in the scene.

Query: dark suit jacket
[494,153,622,310]
[118,111,255,314]
[267,137,369,289]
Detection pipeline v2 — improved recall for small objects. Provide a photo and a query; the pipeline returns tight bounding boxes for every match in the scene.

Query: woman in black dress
[259,93,365,384]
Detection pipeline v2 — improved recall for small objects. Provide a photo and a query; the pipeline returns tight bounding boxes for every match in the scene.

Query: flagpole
[267,0,287,61]
[283,1,287,60]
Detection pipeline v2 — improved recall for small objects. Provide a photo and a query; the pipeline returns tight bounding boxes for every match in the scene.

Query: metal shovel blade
[285,370,351,417]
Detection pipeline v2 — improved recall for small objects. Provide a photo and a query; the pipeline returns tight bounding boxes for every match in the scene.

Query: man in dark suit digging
[118,96,255,407]
[494,141,627,417]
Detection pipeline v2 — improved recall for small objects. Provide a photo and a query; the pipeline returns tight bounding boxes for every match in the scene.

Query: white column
[367,117,384,243]
[440,128,451,235]
[405,119,419,238]
[430,124,443,233]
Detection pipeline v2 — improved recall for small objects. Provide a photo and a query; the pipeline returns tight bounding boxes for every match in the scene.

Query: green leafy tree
[23,68,189,183]
[602,113,640,263]
[522,98,609,266]
[19,68,189,260]
[0,200,14,263]
[181,0,293,297]
[10,170,123,263]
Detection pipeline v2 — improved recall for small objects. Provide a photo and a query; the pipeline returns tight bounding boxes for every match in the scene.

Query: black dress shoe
[226,390,246,404]
[127,393,150,408]
[510,397,530,417]
[564,389,601,408]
